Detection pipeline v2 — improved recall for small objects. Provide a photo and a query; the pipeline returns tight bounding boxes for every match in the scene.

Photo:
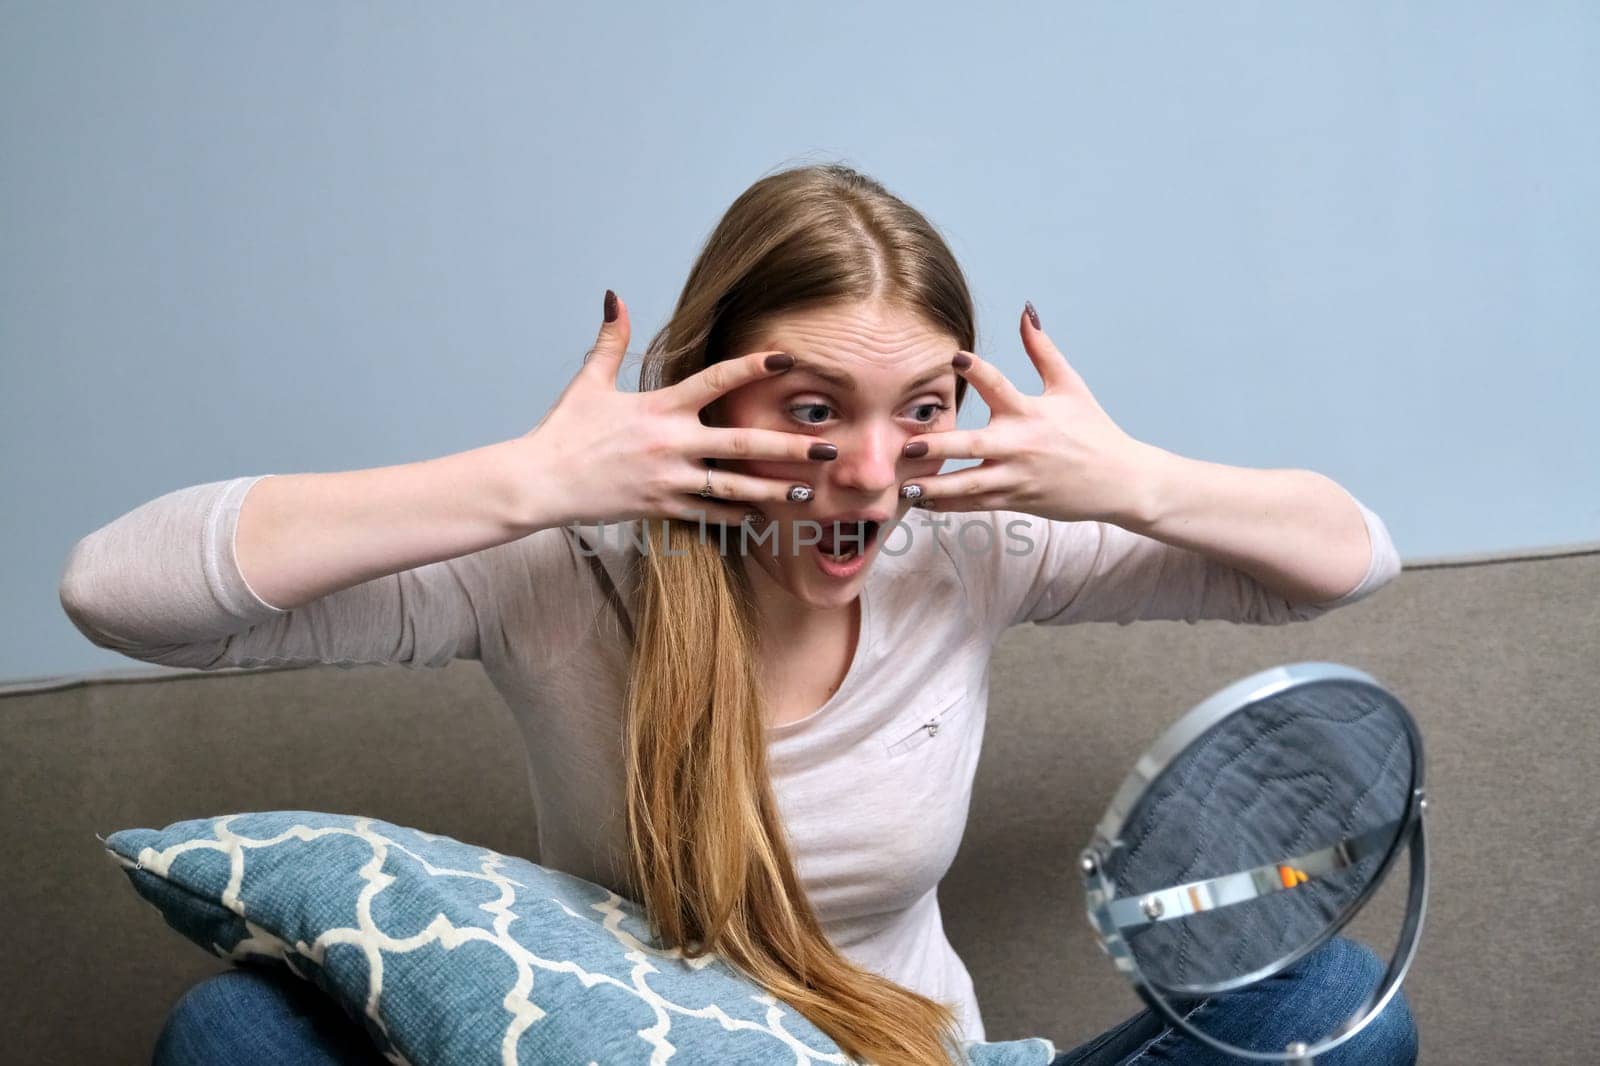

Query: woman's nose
[829,422,904,494]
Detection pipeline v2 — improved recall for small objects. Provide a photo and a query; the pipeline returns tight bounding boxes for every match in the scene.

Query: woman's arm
[234,438,557,610]
[1116,443,1382,607]
[948,479,1400,636]
[56,436,580,670]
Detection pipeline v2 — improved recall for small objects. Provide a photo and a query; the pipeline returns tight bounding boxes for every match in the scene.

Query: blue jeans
[152,963,387,1066]
[1049,935,1418,1065]
[152,935,1416,1065]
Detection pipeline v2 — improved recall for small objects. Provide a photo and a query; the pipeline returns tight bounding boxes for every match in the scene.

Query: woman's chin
[742,555,862,610]
[791,540,877,601]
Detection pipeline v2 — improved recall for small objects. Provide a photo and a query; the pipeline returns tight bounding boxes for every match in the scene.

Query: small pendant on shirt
[924,721,940,737]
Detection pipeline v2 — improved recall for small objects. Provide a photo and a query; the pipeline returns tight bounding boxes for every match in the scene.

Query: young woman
[61,163,1416,1065]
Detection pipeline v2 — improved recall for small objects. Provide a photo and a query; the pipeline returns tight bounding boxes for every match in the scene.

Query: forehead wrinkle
[789,361,949,393]
[756,305,955,393]
[771,334,951,390]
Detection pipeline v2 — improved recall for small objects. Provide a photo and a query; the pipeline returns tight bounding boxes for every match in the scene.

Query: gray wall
[4,3,1595,681]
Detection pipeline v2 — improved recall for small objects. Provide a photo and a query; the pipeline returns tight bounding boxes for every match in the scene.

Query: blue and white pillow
[103,811,1057,1065]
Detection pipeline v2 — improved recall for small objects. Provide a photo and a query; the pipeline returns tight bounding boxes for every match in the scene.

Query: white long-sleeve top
[57,474,1402,1044]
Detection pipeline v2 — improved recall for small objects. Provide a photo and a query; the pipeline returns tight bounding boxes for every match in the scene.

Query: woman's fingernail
[1024,300,1040,331]
[808,442,838,460]
[787,485,814,503]
[765,351,795,372]
[952,351,973,371]
[900,484,924,500]
[903,441,928,458]
[604,289,618,323]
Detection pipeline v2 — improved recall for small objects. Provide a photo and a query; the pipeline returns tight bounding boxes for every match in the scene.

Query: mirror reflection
[1101,677,1417,994]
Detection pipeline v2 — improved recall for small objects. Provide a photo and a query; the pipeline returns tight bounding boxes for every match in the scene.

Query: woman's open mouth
[810,519,881,577]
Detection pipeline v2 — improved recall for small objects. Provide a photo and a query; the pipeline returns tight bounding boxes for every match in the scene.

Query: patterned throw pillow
[104,811,1057,1065]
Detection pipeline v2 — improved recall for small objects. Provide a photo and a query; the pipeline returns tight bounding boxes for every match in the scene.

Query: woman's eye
[787,401,949,426]
[788,403,833,425]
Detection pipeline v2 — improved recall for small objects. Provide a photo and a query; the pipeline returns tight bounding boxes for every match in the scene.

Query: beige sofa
[4,541,1596,1064]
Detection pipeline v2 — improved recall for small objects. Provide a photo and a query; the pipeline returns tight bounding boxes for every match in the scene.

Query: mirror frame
[1078,661,1429,1062]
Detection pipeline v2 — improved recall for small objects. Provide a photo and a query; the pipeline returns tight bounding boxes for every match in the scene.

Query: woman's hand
[899,304,1158,526]
[511,291,838,530]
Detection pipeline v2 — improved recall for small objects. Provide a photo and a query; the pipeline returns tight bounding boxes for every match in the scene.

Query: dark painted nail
[765,352,795,372]
[1025,300,1041,331]
[808,442,838,460]
[952,351,973,371]
[903,440,928,458]
[604,289,618,323]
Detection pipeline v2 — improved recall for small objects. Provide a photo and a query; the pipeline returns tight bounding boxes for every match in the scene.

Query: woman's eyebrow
[790,362,950,392]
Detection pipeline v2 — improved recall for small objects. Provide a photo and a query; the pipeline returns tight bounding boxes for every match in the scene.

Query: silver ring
[787,485,812,503]
[699,466,715,499]
[900,484,923,500]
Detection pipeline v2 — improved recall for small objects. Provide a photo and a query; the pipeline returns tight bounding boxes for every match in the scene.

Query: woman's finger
[684,463,816,509]
[666,349,799,411]
[663,496,760,529]
[1019,305,1089,395]
[902,463,1009,509]
[953,349,1030,414]
[581,289,630,381]
[919,490,1012,514]
[693,425,840,464]
[900,427,992,463]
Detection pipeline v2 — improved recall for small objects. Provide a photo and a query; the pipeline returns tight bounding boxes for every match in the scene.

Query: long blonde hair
[620,162,977,1066]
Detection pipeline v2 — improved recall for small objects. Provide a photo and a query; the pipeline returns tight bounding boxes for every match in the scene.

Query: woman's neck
[738,551,859,649]
[738,551,862,723]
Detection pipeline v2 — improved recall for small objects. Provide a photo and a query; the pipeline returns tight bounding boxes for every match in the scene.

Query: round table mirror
[1079,662,1429,1063]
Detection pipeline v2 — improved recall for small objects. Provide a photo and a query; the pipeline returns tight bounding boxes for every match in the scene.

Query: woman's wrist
[488,432,579,537]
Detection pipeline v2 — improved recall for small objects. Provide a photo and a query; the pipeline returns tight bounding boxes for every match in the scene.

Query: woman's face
[708,298,960,611]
